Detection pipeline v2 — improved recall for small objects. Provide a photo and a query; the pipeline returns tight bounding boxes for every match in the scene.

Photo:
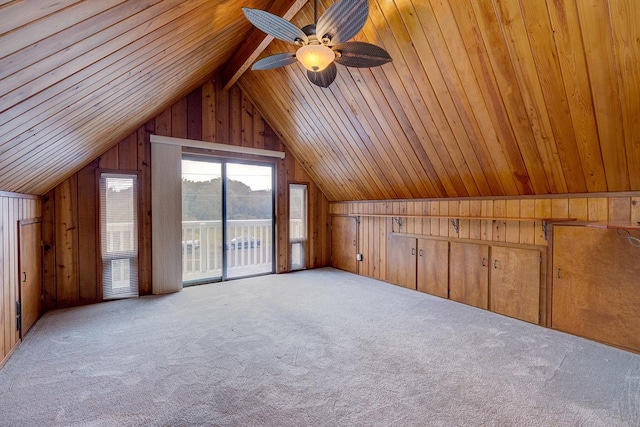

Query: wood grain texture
[331,193,640,287]
[19,221,43,337]
[387,235,416,289]
[546,0,607,192]
[137,122,153,296]
[490,245,541,324]
[0,0,639,201]
[0,193,41,365]
[575,0,629,191]
[77,160,98,304]
[609,0,640,189]
[237,0,640,201]
[552,225,640,352]
[54,176,79,307]
[330,216,357,274]
[518,0,585,193]
[417,238,448,298]
[41,81,330,308]
[0,0,272,195]
[449,241,489,309]
[220,0,307,90]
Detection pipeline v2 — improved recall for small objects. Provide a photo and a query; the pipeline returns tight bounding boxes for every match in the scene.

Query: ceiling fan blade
[307,63,337,88]
[316,0,369,46]
[252,53,297,70]
[243,8,308,45]
[333,41,392,68]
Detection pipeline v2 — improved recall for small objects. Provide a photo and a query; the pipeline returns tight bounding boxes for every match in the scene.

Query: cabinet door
[330,216,357,274]
[552,226,640,352]
[387,235,416,289]
[490,246,540,324]
[417,238,448,298]
[449,242,489,309]
[19,221,42,337]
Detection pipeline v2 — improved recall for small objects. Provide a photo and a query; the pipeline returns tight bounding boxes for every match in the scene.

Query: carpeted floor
[0,268,639,426]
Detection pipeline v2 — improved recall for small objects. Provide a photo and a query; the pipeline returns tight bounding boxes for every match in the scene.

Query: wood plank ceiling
[1,0,639,201]
[239,0,640,201]
[0,0,272,195]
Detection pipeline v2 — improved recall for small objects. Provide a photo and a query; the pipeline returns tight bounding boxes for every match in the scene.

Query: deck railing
[106,219,278,283]
[182,219,274,281]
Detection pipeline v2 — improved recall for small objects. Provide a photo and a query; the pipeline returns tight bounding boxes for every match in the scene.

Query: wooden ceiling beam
[220,0,307,90]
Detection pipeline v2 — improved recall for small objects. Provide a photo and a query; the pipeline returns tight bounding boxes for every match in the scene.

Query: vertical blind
[100,173,139,300]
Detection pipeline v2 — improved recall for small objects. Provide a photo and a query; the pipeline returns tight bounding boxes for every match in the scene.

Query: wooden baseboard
[0,340,21,370]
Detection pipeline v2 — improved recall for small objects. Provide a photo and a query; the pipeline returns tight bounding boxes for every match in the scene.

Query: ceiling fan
[243,0,392,88]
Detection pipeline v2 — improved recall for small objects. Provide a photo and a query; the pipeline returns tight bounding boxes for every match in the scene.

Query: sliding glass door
[182,157,274,284]
[182,158,223,284]
[225,163,274,279]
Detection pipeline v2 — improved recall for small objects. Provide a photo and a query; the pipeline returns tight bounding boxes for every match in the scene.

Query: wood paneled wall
[0,192,41,366]
[330,193,640,281]
[42,77,330,310]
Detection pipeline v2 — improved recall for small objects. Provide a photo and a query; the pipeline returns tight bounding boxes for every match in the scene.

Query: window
[182,158,223,284]
[100,173,139,299]
[181,157,276,283]
[289,184,307,270]
[225,162,275,279]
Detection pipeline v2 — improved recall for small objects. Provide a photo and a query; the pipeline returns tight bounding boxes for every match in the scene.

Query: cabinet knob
[482,257,487,267]
[557,268,561,279]
[493,260,498,269]
[418,249,423,257]
[411,248,415,256]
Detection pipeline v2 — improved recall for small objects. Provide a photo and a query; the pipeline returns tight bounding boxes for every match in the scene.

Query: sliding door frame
[182,154,276,284]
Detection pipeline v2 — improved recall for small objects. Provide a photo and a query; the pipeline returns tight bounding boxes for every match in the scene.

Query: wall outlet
[356,253,363,261]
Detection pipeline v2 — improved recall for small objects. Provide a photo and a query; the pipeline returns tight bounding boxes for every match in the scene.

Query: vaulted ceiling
[1,0,639,201]
[0,0,273,195]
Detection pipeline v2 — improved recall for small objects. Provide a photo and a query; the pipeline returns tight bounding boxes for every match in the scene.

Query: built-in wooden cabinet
[449,242,542,322]
[417,238,449,298]
[387,235,416,289]
[552,225,640,353]
[19,220,42,338]
[490,246,541,324]
[386,234,544,324]
[1,194,41,368]
[387,235,417,289]
[330,195,640,353]
[387,236,449,295]
[449,242,489,309]
[331,216,358,274]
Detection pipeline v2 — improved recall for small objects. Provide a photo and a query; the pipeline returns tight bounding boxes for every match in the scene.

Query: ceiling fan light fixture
[296,44,335,72]
[244,0,391,87]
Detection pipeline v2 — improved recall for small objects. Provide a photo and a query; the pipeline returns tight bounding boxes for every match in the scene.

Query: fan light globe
[296,44,335,72]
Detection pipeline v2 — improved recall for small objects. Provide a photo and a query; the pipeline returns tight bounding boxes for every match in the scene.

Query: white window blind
[289,184,307,271]
[100,173,139,300]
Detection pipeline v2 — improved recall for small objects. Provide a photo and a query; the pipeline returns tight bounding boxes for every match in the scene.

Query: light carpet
[0,268,639,426]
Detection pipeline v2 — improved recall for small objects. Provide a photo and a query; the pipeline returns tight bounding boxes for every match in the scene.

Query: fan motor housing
[301,24,317,37]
